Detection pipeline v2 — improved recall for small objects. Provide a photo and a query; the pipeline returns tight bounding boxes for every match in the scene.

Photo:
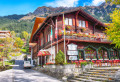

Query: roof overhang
[29,43,37,48]
[32,8,106,42]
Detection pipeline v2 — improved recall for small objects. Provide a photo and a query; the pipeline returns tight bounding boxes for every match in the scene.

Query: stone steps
[68,67,120,82]
[85,71,116,74]
[79,74,115,79]
[73,78,102,82]
[76,76,114,81]
[68,79,84,82]
[89,69,118,72]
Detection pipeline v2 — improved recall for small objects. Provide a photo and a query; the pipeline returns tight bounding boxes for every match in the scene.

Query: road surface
[0,60,61,82]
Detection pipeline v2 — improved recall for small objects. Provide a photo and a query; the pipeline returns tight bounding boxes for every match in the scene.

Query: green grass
[0,60,15,66]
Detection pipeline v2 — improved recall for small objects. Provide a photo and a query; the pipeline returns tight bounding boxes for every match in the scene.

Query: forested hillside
[0,18,34,33]
[0,2,119,34]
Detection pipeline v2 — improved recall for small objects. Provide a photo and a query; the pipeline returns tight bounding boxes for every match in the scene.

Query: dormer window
[79,20,86,27]
[65,18,73,25]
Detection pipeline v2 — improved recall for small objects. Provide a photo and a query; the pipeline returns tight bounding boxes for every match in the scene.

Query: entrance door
[79,51,84,60]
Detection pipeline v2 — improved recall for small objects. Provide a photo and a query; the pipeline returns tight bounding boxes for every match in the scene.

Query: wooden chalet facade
[29,8,120,65]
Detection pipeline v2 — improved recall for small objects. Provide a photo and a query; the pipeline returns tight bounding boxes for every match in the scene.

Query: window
[69,18,72,25]
[79,20,86,27]
[48,34,50,42]
[79,20,82,27]
[82,21,85,27]
[65,18,69,25]
[65,18,73,25]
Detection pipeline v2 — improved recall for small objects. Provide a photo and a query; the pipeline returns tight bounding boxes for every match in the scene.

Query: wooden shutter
[40,38,41,46]
[72,18,75,26]
[77,19,79,27]
[46,35,47,42]
[86,21,88,28]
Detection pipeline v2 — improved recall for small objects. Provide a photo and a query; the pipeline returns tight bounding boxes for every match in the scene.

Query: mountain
[30,2,118,23]
[0,14,26,20]
[0,2,119,34]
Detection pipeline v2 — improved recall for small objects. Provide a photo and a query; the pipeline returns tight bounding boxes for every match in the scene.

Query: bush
[88,62,93,65]
[55,50,65,65]
[80,61,87,67]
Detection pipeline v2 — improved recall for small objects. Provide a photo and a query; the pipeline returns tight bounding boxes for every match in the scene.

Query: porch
[78,46,120,60]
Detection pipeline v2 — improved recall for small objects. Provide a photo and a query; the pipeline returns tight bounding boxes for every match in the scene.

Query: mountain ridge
[0,2,119,33]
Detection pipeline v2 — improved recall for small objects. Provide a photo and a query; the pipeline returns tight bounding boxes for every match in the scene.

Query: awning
[37,50,51,56]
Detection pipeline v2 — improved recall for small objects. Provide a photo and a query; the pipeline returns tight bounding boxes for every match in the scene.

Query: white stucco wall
[46,46,56,63]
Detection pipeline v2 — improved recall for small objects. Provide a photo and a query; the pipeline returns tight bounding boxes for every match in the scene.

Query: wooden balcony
[59,35,112,43]
[39,34,112,50]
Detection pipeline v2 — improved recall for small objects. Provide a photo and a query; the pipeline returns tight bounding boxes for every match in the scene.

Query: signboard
[69,56,77,60]
[67,51,78,55]
[67,43,77,50]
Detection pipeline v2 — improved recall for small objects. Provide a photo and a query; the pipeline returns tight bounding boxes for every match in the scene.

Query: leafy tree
[55,50,65,65]
[105,0,120,5]
[11,31,16,38]
[0,38,14,66]
[105,8,120,48]
[0,36,24,66]
[14,37,24,48]
[20,31,29,40]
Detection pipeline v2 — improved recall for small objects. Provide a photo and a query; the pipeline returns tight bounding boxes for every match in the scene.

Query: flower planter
[46,65,56,68]
[65,36,71,39]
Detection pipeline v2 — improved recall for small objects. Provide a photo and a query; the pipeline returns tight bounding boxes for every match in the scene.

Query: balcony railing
[39,34,111,49]
[59,35,112,43]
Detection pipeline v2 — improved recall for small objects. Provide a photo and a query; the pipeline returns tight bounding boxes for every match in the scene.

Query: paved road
[0,60,61,82]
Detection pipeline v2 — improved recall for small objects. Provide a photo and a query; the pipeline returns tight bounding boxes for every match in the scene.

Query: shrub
[88,62,93,65]
[55,50,65,65]
[80,61,87,67]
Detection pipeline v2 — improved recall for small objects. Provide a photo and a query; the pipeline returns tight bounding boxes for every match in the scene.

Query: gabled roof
[31,8,106,42]
[29,17,45,43]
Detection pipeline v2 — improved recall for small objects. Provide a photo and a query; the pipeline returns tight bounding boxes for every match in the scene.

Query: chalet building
[0,30,11,38]
[29,8,120,65]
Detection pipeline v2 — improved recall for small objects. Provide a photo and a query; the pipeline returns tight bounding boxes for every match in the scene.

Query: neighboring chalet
[0,30,11,46]
[29,8,120,65]
[0,30,11,38]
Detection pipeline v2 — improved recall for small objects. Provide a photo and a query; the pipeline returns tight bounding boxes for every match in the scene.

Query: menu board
[69,56,77,60]
[67,51,78,55]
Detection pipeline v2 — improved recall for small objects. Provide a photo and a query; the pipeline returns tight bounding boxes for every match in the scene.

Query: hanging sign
[69,56,77,60]
[67,43,77,50]
[67,51,78,55]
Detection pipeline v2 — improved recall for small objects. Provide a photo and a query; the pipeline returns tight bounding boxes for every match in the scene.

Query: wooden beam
[75,10,80,32]
[50,17,55,28]
[93,22,98,34]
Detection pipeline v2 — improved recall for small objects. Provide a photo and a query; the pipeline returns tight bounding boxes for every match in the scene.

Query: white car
[24,61,31,68]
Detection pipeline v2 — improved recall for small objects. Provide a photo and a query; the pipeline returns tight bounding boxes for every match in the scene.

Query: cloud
[91,0,105,6]
[45,0,79,7]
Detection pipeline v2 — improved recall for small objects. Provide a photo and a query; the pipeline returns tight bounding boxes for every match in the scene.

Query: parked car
[24,61,31,69]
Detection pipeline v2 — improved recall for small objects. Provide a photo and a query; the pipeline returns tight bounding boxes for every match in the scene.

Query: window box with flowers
[58,32,62,38]
[66,25,72,30]
[65,32,72,38]
[77,33,82,39]
[89,34,96,41]
[80,27,86,32]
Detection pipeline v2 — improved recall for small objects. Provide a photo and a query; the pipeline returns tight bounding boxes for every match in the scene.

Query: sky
[0,0,105,16]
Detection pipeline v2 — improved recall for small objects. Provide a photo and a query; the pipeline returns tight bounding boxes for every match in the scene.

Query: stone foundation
[33,64,93,81]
